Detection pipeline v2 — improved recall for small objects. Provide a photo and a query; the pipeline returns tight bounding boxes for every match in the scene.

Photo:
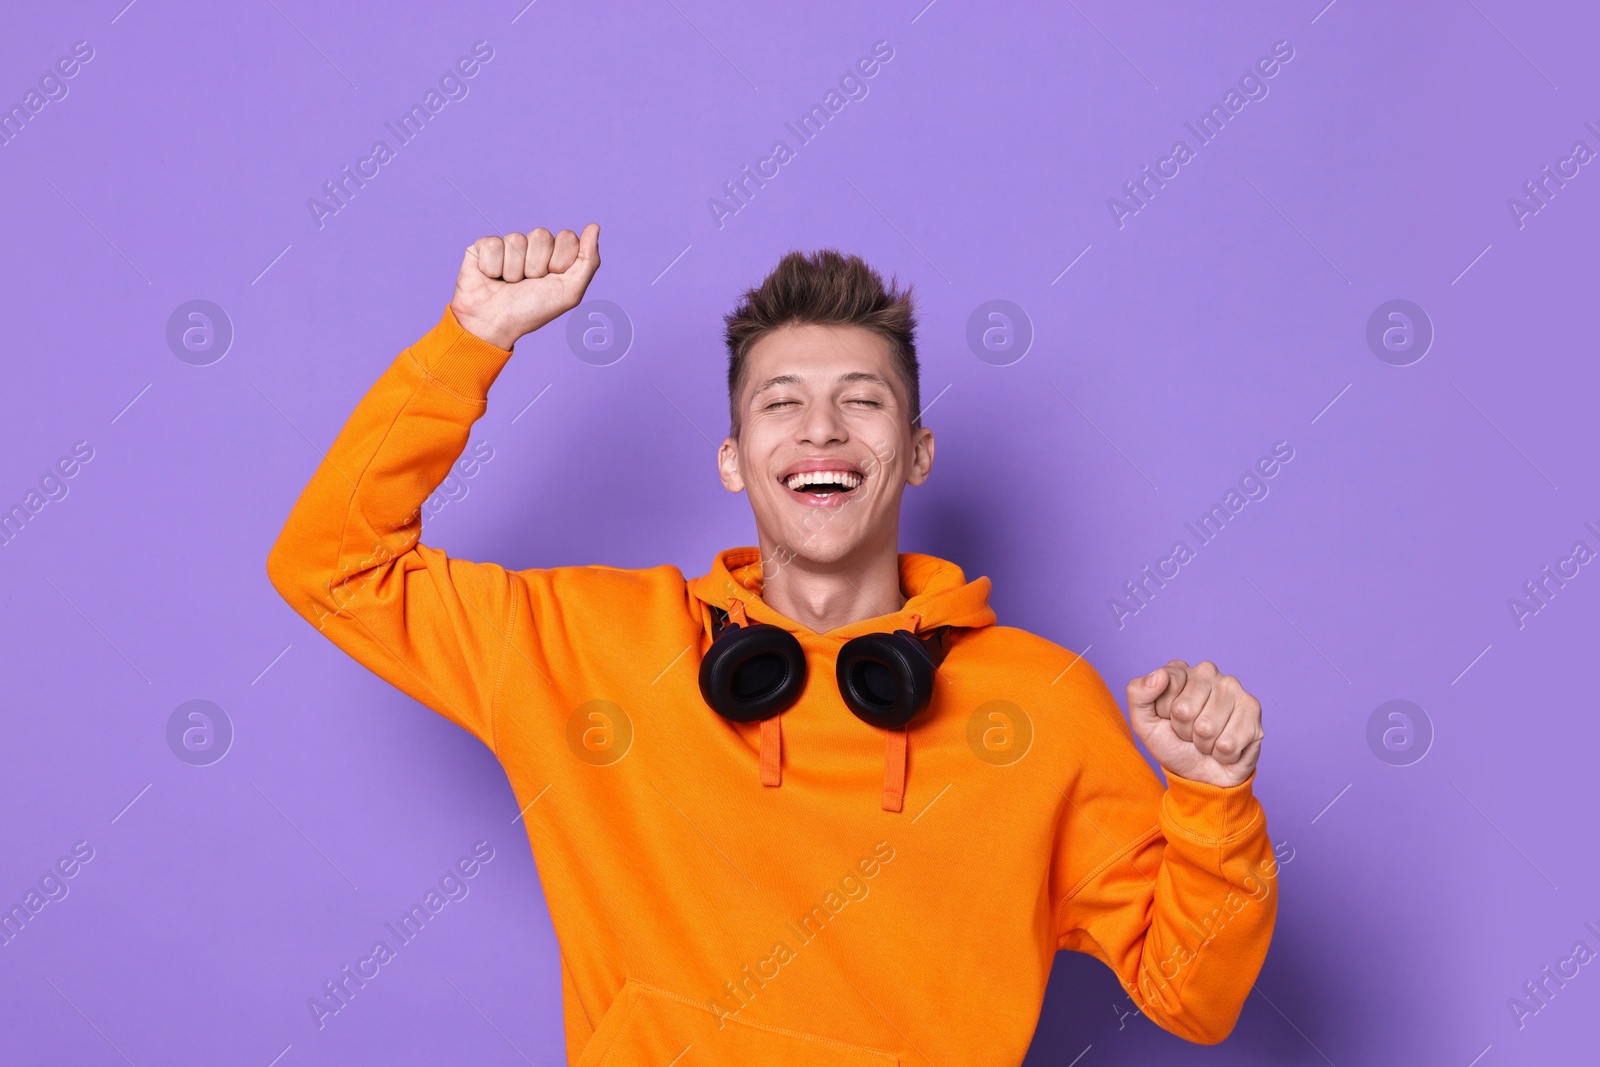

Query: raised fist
[1126,660,1264,789]
[449,223,601,350]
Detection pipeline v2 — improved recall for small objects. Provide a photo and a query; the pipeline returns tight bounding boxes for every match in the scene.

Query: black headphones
[698,606,951,730]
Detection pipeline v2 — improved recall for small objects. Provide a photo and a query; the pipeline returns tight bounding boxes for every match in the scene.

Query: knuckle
[1196,660,1219,677]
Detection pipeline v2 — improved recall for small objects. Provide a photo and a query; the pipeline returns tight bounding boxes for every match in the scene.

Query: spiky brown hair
[723,249,919,437]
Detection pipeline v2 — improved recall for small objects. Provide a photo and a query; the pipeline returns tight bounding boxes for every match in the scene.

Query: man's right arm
[265,224,602,753]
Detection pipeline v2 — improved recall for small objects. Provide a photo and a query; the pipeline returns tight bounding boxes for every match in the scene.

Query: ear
[717,436,745,492]
[906,426,935,486]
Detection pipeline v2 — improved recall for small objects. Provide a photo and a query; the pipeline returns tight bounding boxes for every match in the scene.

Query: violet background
[1,1,1595,1064]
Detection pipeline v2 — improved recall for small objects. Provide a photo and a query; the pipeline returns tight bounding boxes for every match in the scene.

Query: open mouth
[779,466,864,505]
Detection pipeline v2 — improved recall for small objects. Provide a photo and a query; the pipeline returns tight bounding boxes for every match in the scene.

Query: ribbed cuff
[408,304,515,399]
[1159,769,1262,846]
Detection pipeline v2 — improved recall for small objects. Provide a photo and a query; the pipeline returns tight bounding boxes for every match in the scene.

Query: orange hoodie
[267,305,1279,1065]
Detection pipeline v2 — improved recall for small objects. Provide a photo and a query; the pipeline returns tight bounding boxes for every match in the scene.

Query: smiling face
[718,323,934,569]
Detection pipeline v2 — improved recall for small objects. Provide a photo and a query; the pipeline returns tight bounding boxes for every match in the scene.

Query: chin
[786,539,858,567]
[770,519,878,568]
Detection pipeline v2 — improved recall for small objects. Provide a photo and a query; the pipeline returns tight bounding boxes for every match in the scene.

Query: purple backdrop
[2,1,1594,1064]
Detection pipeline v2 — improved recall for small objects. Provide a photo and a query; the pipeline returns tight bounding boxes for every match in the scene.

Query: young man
[267,223,1276,1065]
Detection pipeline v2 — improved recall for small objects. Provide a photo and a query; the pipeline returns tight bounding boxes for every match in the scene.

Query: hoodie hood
[686,546,997,641]
[687,547,997,812]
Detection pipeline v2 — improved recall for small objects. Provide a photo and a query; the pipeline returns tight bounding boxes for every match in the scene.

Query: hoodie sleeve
[1049,662,1278,1045]
[265,305,547,754]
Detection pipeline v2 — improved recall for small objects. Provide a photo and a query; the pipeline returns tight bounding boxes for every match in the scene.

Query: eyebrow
[750,371,894,397]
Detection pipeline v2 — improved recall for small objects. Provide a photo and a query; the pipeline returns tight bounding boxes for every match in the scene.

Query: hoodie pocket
[576,979,901,1066]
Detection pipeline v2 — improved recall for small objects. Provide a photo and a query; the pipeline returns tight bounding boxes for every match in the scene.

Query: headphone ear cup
[836,631,938,730]
[699,623,807,723]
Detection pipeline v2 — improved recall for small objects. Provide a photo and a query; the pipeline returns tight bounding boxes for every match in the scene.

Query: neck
[755,530,906,634]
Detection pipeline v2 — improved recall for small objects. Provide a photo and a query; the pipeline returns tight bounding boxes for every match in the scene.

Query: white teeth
[784,470,863,491]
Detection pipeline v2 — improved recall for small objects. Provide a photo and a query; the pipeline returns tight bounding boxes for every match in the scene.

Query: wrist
[1161,762,1256,790]
[417,305,518,396]
[450,304,519,351]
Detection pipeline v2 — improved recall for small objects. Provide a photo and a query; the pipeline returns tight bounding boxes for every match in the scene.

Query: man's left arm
[1050,660,1278,1045]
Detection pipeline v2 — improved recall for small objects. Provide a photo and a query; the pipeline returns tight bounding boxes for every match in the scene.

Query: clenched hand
[1126,660,1264,788]
[450,223,601,350]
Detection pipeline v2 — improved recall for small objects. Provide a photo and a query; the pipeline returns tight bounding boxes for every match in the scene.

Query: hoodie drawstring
[727,597,784,788]
[880,612,922,812]
[760,717,783,787]
[882,729,907,812]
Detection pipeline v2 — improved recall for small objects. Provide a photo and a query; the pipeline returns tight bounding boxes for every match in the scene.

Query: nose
[797,400,848,447]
